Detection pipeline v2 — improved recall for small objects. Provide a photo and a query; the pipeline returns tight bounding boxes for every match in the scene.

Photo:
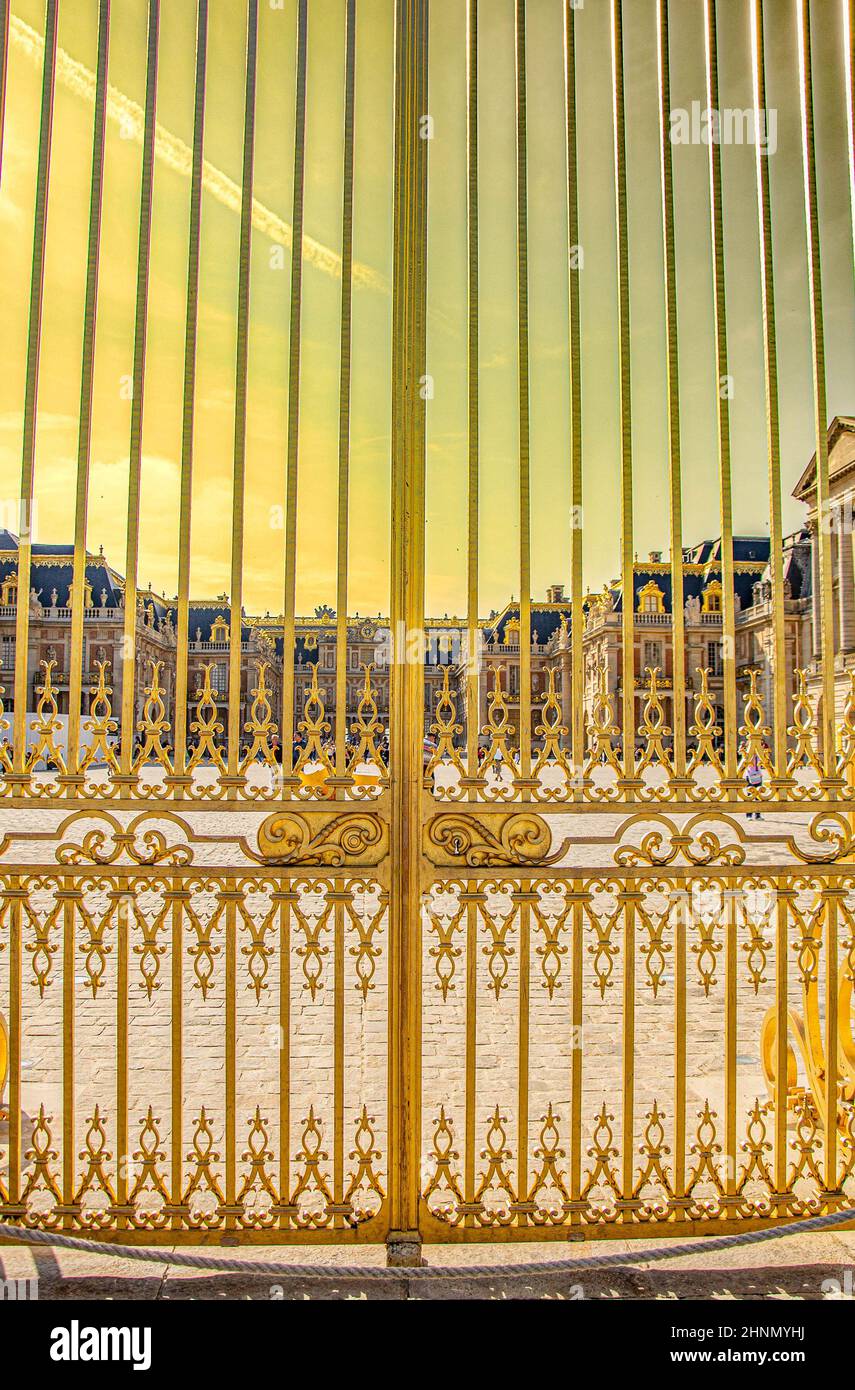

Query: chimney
[546,583,565,603]
[648,550,663,563]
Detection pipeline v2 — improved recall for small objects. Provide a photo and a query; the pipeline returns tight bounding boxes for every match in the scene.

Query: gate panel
[0,0,398,1245]
[416,0,855,1242]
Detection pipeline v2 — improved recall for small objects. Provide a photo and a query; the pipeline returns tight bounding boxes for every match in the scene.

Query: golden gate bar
[0,0,853,1256]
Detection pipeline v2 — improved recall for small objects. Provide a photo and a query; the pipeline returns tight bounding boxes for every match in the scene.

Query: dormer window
[0,572,18,606]
[637,580,665,614]
[701,580,723,614]
[210,615,229,643]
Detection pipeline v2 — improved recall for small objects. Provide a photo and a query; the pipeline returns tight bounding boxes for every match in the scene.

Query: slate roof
[0,556,124,609]
[483,536,780,634]
[186,605,251,644]
[681,537,770,565]
[615,559,767,614]
[484,604,569,647]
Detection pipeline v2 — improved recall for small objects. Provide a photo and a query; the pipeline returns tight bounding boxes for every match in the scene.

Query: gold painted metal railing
[1,0,854,1253]
[0,820,853,1240]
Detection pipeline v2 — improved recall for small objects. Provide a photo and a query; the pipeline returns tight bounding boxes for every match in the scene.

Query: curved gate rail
[0,0,853,1253]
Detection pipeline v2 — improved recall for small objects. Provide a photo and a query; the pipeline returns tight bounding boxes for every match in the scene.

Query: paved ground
[1,1227,855,1299]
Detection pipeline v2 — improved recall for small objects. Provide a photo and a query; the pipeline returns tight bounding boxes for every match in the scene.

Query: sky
[1,0,854,619]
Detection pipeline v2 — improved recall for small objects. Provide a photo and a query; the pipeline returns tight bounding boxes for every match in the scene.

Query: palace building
[3,422,852,761]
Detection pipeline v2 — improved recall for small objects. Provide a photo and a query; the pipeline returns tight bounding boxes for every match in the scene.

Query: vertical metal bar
[656,0,687,790]
[387,0,428,1259]
[7,883,22,1208]
[225,895,237,1226]
[333,884,345,1219]
[465,0,480,790]
[516,890,531,1218]
[335,0,356,788]
[753,0,793,1194]
[845,0,855,284]
[68,0,111,792]
[463,893,477,1222]
[278,891,292,1229]
[673,889,687,1208]
[118,0,160,781]
[173,0,209,793]
[620,883,636,1212]
[227,0,259,788]
[797,0,838,780]
[703,0,738,790]
[847,2,855,827]
[564,1,584,795]
[824,884,839,1192]
[610,0,636,790]
[569,891,583,1219]
[0,0,9,187]
[281,0,309,790]
[12,0,57,783]
[62,881,75,1228]
[115,889,129,1229]
[170,882,183,1230]
[515,0,532,786]
[774,881,790,1204]
[751,0,788,790]
[724,886,738,1214]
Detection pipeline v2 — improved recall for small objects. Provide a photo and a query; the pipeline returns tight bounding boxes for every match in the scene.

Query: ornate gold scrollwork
[293,663,335,788]
[480,668,517,783]
[838,672,855,786]
[423,811,568,867]
[687,666,723,775]
[26,660,66,774]
[612,812,746,867]
[0,683,11,779]
[426,667,464,779]
[240,661,278,770]
[55,810,194,866]
[738,669,774,776]
[256,810,387,866]
[787,669,824,783]
[349,664,386,781]
[134,660,173,773]
[584,659,622,785]
[785,811,855,864]
[79,661,120,776]
[635,666,673,780]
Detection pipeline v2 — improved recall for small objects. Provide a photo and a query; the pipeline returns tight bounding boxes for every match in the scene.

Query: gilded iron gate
[0,0,853,1257]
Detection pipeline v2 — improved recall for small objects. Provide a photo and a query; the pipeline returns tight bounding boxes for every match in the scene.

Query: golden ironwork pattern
[419,867,855,1237]
[3,631,854,808]
[0,867,388,1240]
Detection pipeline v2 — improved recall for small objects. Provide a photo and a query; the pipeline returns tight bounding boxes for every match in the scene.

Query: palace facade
[2,419,852,760]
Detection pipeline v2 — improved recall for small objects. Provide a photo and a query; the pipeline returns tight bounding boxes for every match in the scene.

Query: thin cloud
[10,14,388,295]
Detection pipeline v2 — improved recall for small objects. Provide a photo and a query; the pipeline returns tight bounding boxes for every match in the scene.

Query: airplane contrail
[9,13,389,295]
